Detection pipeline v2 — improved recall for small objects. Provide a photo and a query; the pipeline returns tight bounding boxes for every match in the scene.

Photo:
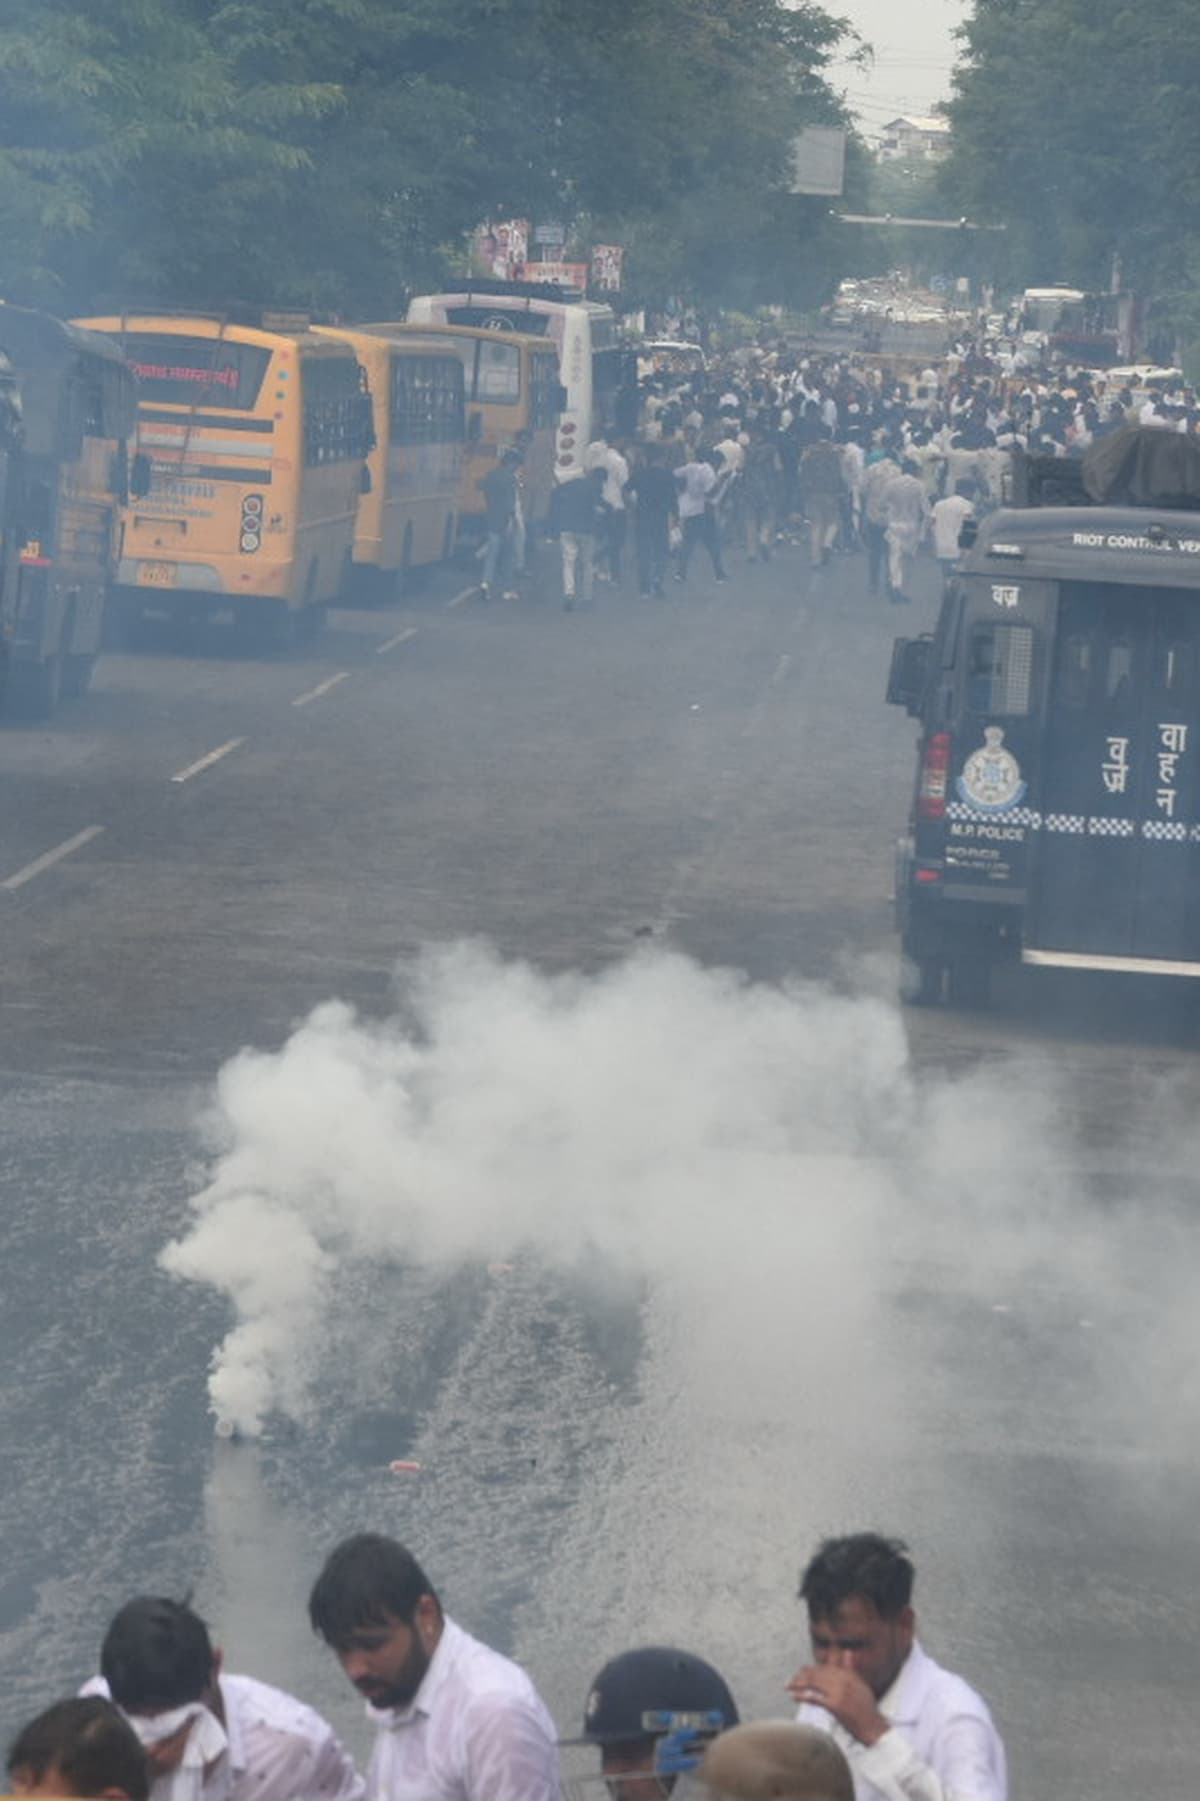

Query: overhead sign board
[788,127,846,197]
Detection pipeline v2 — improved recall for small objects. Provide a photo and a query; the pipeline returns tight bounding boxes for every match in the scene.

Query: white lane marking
[445,587,476,610]
[375,626,419,656]
[772,653,792,683]
[292,671,349,708]
[2,825,105,892]
[170,737,247,785]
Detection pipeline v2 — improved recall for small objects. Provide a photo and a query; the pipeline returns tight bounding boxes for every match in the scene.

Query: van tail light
[918,732,951,820]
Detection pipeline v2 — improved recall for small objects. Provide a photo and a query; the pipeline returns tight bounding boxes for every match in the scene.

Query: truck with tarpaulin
[0,306,139,715]
[887,426,1200,1002]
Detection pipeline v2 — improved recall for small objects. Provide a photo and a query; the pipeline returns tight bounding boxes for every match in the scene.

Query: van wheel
[948,956,992,1009]
[61,653,97,698]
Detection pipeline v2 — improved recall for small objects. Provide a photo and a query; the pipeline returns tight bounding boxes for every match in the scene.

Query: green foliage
[944,0,1200,312]
[0,0,860,315]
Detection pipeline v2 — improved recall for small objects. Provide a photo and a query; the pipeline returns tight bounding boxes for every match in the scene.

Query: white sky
[825,0,967,136]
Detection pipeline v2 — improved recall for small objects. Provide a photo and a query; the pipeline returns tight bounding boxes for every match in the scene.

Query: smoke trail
[162,941,1081,1437]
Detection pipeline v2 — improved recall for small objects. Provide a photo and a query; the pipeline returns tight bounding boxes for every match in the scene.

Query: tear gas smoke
[161,941,1108,1442]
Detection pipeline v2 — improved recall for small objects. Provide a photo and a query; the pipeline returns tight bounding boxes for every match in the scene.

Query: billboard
[473,219,530,279]
[523,260,589,289]
[590,245,624,292]
[788,127,846,197]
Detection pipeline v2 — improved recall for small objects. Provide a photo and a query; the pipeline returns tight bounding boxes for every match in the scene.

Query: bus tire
[61,653,97,699]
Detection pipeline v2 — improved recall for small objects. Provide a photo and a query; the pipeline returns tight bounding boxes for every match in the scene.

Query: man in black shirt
[547,468,609,610]
[625,444,678,597]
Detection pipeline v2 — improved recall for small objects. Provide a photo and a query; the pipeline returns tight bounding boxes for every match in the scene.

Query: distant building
[877,116,951,162]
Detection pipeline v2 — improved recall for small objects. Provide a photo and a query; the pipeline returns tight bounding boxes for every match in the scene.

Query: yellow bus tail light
[240,493,264,552]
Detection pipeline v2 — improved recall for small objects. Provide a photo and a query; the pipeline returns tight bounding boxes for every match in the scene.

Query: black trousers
[678,510,725,578]
[636,519,671,593]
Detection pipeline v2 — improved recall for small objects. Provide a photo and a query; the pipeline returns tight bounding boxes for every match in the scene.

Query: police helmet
[582,1646,738,1746]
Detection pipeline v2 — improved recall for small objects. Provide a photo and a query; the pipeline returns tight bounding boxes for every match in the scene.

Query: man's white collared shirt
[83,1672,365,1801]
[365,1616,560,1801]
[795,1641,1006,1801]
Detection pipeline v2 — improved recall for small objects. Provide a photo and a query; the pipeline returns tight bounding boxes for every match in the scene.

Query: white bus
[407,280,621,481]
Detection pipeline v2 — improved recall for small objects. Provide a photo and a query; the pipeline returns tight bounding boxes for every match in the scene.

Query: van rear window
[967,623,1034,714]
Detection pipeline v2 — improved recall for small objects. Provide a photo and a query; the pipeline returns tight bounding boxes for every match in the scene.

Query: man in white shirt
[930,482,975,591]
[84,1596,364,1801]
[673,455,727,582]
[861,449,900,595]
[309,1532,560,1801]
[586,435,630,582]
[788,1534,1005,1801]
[881,462,930,604]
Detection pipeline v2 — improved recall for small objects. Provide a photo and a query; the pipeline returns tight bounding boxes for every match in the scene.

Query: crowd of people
[5,1532,1005,1801]
[478,329,1200,612]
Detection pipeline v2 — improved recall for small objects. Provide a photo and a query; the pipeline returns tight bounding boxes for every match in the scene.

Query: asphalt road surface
[3,535,1199,1798]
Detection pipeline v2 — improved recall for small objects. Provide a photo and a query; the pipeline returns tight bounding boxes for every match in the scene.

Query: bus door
[1024,583,1200,968]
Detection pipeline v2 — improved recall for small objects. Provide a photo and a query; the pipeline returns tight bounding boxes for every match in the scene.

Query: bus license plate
[137,561,178,588]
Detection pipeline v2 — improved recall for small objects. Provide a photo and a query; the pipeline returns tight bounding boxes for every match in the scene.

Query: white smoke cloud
[161,941,1102,1439]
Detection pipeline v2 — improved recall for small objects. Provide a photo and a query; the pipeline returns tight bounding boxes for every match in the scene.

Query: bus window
[474,341,520,405]
[121,335,271,410]
[305,357,372,465]
[967,623,1034,714]
[391,356,464,445]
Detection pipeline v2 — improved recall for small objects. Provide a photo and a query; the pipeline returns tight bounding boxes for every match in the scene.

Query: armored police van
[888,427,1200,1003]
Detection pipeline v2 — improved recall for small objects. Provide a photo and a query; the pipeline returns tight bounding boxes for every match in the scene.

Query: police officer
[579,1646,739,1800]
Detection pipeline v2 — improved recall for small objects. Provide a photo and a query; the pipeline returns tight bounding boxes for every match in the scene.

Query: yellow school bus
[74,310,374,642]
[0,306,138,714]
[362,324,562,542]
[314,326,464,598]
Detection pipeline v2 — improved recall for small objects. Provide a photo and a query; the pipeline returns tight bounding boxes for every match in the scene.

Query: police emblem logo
[585,1688,602,1722]
[956,725,1027,813]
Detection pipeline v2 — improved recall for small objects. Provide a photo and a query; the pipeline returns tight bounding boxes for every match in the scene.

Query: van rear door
[1024,581,1200,970]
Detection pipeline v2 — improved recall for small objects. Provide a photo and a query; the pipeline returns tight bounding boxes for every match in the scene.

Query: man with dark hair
[577,1645,738,1801]
[787,1534,1005,1801]
[83,1595,363,1801]
[9,1697,149,1800]
[308,1532,559,1801]
[625,443,679,598]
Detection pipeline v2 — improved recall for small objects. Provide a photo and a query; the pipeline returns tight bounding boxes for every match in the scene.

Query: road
[2,538,1199,1799]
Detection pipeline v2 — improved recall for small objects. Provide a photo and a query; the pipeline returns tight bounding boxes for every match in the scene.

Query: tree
[944,0,1200,326]
[0,0,861,317]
